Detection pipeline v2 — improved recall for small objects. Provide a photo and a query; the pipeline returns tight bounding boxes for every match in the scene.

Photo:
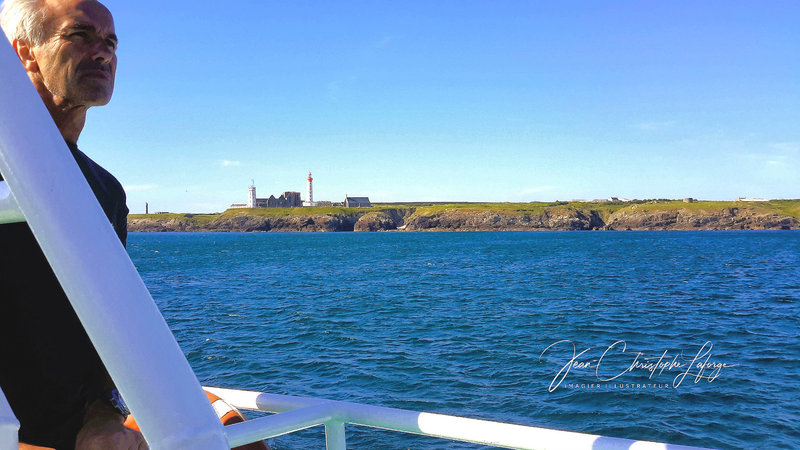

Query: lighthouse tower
[247,180,256,208]
[303,172,316,207]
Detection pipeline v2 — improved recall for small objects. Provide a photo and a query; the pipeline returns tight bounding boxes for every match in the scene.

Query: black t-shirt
[0,142,128,449]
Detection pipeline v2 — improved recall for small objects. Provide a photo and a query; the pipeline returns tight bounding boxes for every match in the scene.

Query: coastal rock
[354,211,400,231]
[269,215,352,232]
[542,210,604,230]
[403,208,603,231]
[128,217,202,232]
[603,210,680,230]
[605,207,800,230]
[208,215,271,232]
[207,214,356,232]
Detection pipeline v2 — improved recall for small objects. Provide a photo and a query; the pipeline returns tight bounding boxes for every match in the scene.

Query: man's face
[30,0,117,108]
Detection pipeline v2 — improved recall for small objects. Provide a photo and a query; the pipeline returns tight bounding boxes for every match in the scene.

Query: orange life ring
[123,390,269,450]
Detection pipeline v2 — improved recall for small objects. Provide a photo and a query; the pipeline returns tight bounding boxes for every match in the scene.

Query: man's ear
[13,39,39,73]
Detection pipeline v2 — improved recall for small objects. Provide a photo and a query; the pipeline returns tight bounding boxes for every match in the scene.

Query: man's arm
[19,444,53,449]
[75,374,148,450]
[75,400,147,450]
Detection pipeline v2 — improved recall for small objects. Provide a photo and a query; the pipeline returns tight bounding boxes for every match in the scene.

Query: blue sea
[127,231,800,449]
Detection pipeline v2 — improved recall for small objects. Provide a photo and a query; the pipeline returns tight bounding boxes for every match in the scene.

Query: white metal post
[0,32,228,449]
[324,420,346,450]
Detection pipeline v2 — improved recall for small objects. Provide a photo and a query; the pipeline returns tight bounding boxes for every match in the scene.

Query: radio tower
[304,172,315,207]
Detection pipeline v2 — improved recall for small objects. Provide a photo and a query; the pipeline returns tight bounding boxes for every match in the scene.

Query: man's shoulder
[71,145,126,196]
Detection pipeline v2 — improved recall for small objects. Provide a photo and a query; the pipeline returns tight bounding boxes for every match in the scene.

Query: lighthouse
[303,172,316,207]
[247,180,256,208]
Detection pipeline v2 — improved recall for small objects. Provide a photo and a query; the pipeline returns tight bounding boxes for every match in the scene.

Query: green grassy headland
[129,199,800,223]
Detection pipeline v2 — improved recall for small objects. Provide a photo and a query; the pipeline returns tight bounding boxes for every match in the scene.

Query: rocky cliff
[129,213,359,232]
[603,205,799,230]
[128,217,204,232]
[401,208,604,231]
[208,214,357,232]
[128,201,800,232]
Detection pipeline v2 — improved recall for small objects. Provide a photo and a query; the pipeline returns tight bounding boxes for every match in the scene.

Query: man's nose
[91,39,115,64]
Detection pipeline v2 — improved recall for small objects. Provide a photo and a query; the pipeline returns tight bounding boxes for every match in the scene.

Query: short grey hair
[0,0,48,45]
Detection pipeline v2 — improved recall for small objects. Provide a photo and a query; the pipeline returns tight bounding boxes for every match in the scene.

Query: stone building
[267,191,302,208]
[230,184,302,209]
[344,196,371,207]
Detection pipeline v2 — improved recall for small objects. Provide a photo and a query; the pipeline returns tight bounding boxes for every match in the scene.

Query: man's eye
[70,32,87,38]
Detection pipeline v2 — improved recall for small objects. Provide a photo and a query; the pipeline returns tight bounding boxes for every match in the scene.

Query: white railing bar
[205,387,321,413]
[0,387,20,450]
[205,387,712,450]
[223,404,333,448]
[0,31,228,450]
[0,181,24,224]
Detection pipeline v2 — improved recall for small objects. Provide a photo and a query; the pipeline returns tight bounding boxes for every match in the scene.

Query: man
[0,0,147,448]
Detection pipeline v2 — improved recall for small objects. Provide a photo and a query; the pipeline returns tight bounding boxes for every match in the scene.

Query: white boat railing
[204,387,710,450]
[0,26,711,450]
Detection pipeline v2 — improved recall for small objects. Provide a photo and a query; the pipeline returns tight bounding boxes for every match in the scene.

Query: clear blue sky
[77,1,798,213]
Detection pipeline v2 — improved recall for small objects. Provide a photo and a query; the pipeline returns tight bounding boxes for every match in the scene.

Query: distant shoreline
[128,200,800,232]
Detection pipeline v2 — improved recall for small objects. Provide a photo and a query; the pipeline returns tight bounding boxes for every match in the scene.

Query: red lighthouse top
[307,172,313,182]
